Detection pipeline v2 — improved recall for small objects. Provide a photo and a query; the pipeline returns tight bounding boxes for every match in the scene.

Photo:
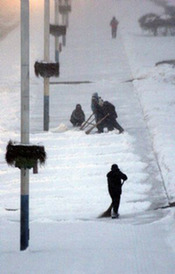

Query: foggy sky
[0,0,20,20]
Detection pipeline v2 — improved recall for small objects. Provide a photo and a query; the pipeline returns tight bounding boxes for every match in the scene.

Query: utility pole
[61,1,66,46]
[64,0,69,27]
[55,0,59,62]
[20,0,30,251]
[44,0,50,131]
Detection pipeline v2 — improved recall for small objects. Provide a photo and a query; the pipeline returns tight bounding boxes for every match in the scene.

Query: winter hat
[76,104,81,109]
[111,164,119,171]
[92,92,98,99]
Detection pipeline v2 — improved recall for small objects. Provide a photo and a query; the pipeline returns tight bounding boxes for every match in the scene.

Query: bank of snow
[117,0,175,202]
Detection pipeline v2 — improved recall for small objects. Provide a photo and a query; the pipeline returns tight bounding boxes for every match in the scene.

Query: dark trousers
[112,120,124,132]
[108,118,124,133]
[96,115,105,133]
[111,28,117,38]
[112,195,121,214]
[108,189,121,214]
[70,118,84,127]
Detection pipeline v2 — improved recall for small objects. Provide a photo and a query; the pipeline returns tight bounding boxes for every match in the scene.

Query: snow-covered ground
[0,0,175,273]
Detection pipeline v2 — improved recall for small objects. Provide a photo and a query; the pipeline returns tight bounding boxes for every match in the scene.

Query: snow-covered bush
[138,13,175,36]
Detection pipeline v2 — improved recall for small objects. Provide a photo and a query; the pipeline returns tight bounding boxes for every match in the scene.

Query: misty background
[0,0,19,40]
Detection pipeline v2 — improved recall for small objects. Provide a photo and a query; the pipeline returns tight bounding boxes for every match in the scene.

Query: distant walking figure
[107,164,127,218]
[110,16,119,38]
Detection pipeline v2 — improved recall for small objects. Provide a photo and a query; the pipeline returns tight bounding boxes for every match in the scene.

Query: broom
[98,203,112,218]
[98,180,125,218]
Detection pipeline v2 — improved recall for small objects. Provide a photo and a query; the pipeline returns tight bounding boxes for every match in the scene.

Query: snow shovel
[80,113,94,130]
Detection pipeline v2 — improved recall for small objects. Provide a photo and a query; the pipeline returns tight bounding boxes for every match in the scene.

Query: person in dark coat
[110,16,119,38]
[93,99,105,133]
[91,93,104,133]
[91,92,99,115]
[107,164,127,217]
[70,104,85,127]
[102,101,124,133]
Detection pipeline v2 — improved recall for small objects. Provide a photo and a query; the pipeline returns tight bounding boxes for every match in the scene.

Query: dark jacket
[102,101,117,120]
[91,93,99,113]
[107,165,127,195]
[91,99,104,122]
[70,104,85,125]
[110,17,119,29]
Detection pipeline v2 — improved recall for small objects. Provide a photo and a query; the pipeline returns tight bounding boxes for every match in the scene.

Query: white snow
[0,0,175,273]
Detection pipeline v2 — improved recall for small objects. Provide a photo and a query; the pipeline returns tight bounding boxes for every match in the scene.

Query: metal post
[20,0,30,251]
[65,0,69,27]
[20,170,29,250]
[61,1,66,46]
[62,12,66,46]
[55,0,59,62]
[44,0,50,131]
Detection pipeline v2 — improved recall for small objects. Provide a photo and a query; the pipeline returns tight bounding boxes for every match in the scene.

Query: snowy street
[1,0,175,273]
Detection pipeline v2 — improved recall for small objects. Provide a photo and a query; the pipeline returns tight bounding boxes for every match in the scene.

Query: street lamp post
[44,0,50,131]
[20,0,30,251]
[55,0,59,62]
